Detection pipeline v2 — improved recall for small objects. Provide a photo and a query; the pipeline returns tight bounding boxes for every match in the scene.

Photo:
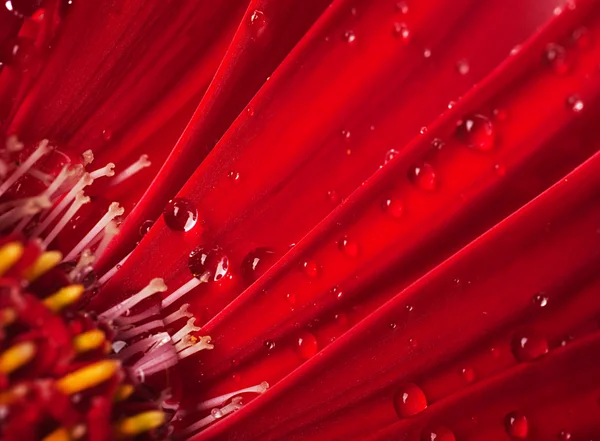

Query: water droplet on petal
[393,383,427,418]
[241,247,276,284]
[344,30,356,43]
[330,286,344,300]
[300,259,319,278]
[327,190,340,204]
[385,149,400,164]
[164,198,198,232]
[286,292,296,308]
[505,411,528,439]
[558,430,572,441]
[571,26,591,49]
[408,163,437,191]
[393,22,410,41]
[248,10,267,37]
[337,236,358,257]
[188,246,230,282]
[544,43,569,74]
[139,220,154,237]
[456,59,470,75]
[0,37,38,71]
[461,367,475,383]
[296,331,318,359]
[456,114,495,151]
[264,340,276,351]
[420,127,428,134]
[228,171,240,181]
[381,197,404,218]
[511,331,549,361]
[421,427,456,441]
[566,95,584,113]
[6,0,42,16]
[395,1,408,14]
[423,48,432,58]
[533,293,548,308]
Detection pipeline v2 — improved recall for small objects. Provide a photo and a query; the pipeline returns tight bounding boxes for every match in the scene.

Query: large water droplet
[408,163,437,191]
[381,196,404,218]
[241,247,276,284]
[296,332,318,360]
[393,383,428,418]
[544,43,569,74]
[511,331,549,361]
[248,10,267,37]
[421,427,456,441]
[337,236,358,257]
[558,430,572,441]
[505,411,528,439]
[456,114,495,151]
[188,246,230,282]
[164,198,198,232]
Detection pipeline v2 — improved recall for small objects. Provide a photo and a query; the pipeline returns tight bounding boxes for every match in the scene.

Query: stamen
[0,159,8,179]
[23,250,63,281]
[0,242,24,276]
[114,384,134,402]
[182,397,244,435]
[196,381,269,411]
[174,334,198,352]
[64,202,124,261]
[131,342,178,381]
[5,135,24,152]
[117,319,164,341]
[177,336,214,360]
[0,140,50,197]
[93,220,118,261]
[41,426,70,441]
[89,162,115,180]
[68,249,95,282]
[99,278,166,321]
[73,329,106,354]
[32,173,93,238]
[41,192,90,248]
[81,149,94,166]
[113,411,165,439]
[171,317,200,344]
[56,360,119,395]
[114,332,170,363]
[114,304,160,326]
[0,341,36,374]
[28,168,53,185]
[43,285,85,312]
[161,277,203,308]
[0,196,51,230]
[110,155,150,187]
[163,303,192,325]
[97,251,130,285]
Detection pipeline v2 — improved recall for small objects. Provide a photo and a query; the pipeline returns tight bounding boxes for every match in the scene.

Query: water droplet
[241,247,276,284]
[395,1,408,14]
[228,171,240,181]
[341,129,352,140]
[286,292,296,308]
[393,23,410,41]
[389,322,397,329]
[421,427,456,441]
[408,338,418,348]
[330,286,344,300]
[296,331,318,360]
[431,138,444,150]
[456,59,470,75]
[264,340,276,351]
[571,26,591,49]
[300,259,319,278]
[533,293,548,308]
[461,367,475,383]
[6,0,42,16]
[408,163,437,191]
[504,411,528,439]
[248,10,266,37]
[327,190,340,204]
[246,106,255,116]
[385,149,400,164]
[164,198,198,232]
[0,37,38,71]
[544,43,569,74]
[381,197,404,218]
[566,95,584,113]
[188,246,230,282]
[456,114,495,151]
[511,331,549,361]
[393,383,428,418]
[494,163,507,176]
[448,101,456,109]
[559,430,572,441]
[101,129,113,142]
[337,236,358,257]
[139,220,154,237]
[423,48,432,58]
[344,30,356,43]
[420,126,428,134]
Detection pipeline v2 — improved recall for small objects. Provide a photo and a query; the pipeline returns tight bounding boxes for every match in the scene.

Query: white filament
[68,249,95,281]
[182,397,244,435]
[163,303,192,325]
[117,319,164,341]
[171,317,200,344]
[93,220,118,261]
[116,332,170,363]
[0,196,51,230]
[177,336,214,360]
[196,382,269,412]
[114,304,160,326]
[89,162,115,179]
[161,277,203,308]
[42,192,90,248]
[99,278,167,321]
[97,251,130,285]
[0,140,50,197]
[111,155,150,186]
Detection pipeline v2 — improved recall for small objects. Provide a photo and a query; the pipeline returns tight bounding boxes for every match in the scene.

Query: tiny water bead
[337,236,358,257]
[393,383,428,418]
[163,198,198,232]
[395,1,408,14]
[264,340,276,351]
[511,331,549,361]
[421,427,456,441]
[344,30,356,43]
[241,247,276,284]
[559,430,572,441]
[296,331,318,360]
[393,23,410,41]
[544,43,569,74]
[188,246,230,282]
[456,114,495,151]
[5,0,42,16]
[461,366,475,383]
[566,95,584,113]
[381,196,404,219]
[456,59,470,75]
[408,163,437,191]
[504,411,529,439]
[385,149,400,164]
[139,220,154,237]
[0,37,38,71]
[300,259,320,278]
[330,285,344,300]
[533,293,548,308]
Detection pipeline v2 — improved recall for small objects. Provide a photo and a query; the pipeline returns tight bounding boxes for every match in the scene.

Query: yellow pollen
[0,341,36,374]
[0,308,16,327]
[42,427,71,441]
[23,250,63,281]
[56,360,118,395]
[0,242,24,276]
[113,411,165,439]
[73,330,106,353]
[113,384,134,402]
[43,285,85,312]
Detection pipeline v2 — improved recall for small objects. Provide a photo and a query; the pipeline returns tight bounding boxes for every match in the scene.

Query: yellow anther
[114,384,134,402]
[0,242,24,276]
[0,308,16,327]
[73,330,105,354]
[43,285,84,312]
[113,411,165,439]
[42,427,70,441]
[23,250,63,281]
[56,360,118,395]
[0,341,36,374]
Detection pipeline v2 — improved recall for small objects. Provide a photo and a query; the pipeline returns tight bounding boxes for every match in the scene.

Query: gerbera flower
[1,0,599,439]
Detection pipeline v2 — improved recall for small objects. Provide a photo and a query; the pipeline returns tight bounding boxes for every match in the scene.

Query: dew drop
[101,129,113,142]
[330,286,344,300]
[341,129,352,140]
[431,138,444,150]
[543,43,569,74]
[385,149,400,164]
[456,114,495,151]
[264,340,276,351]
[571,26,591,49]
[139,220,154,237]
[511,331,549,361]
[421,427,456,441]
[461,367,475,383]
[389,322,397,329]
[408,163,437,191]
[393,383,428,418]
[533,293,548,308]
[494,163,507,176]
[241,247,276,284]
[344,30,356,43]
[6,0,42,16]
[559,430,572,441]
[337,236,358,257]
[504,411,528,439]
[423,48,432,58]
[420,126,428,134]
[327,190,340,204]
[286,292,296,308]
[393,23,410,41]
[456,59,470,75]
[300,259,320,278]
[248,10,267,37]
[0,37,38,71]
[566,95,584,113]
[381,197,404,218]
[188,246,230,282]
[296,331,318,360]
[164,198,198,232]
[227,171,240,181]
[395,1,408,14]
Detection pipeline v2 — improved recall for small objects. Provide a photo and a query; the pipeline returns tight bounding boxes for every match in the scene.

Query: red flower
[1,0,600,439]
